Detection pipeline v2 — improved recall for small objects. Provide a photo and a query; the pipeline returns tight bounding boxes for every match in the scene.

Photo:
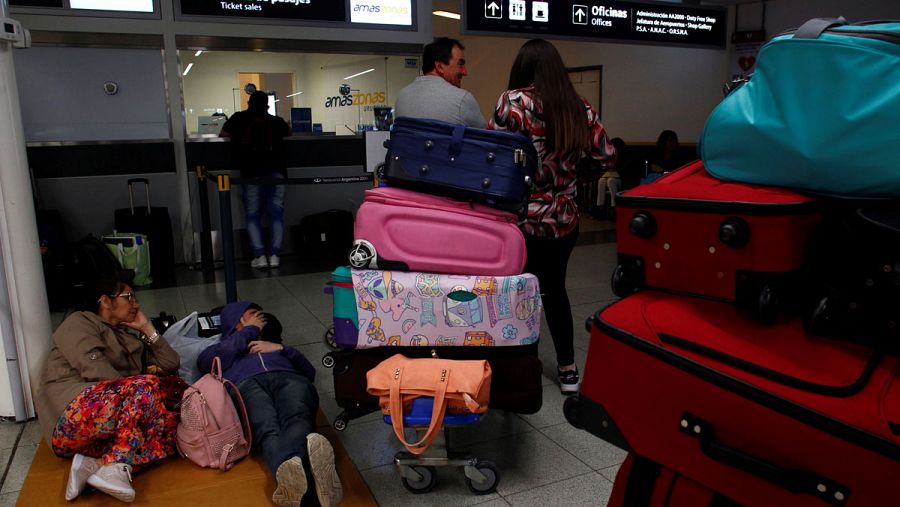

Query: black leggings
[523,226,579,367]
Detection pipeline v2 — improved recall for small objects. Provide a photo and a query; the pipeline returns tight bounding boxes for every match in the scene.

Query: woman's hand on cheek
[121,311,153,335]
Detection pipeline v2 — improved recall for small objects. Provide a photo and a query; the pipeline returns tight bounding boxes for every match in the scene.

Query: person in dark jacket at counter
[220,91,291,270]
[197,301,342,507]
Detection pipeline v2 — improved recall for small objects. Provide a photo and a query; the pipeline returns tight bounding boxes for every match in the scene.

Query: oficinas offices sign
[464,0,726,48]
[179,0,346,21]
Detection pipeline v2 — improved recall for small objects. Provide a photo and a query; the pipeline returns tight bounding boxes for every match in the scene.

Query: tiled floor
[0,215,621,506]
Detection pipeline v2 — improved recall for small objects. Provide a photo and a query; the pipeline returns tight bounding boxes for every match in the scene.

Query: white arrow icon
[485,1,501,19]
[573,5,588,25]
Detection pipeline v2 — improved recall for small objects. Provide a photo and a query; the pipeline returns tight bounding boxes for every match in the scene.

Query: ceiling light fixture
[194,49,203,57]
[182,63,194,76]
[285,91,304,98]
[433,10,461,20]
[344,68,375,80]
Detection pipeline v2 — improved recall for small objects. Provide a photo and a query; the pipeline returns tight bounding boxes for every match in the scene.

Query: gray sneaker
[86,462,134,502]
[65,453,101,501]
[272,456,307,507]
[250,255,269,269]
[307,433,343,507]
[268,254,280,268]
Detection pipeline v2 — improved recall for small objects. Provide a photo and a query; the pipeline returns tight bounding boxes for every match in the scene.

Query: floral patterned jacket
[489,86,615,238]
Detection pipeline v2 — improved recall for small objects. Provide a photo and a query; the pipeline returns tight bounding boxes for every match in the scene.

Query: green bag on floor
[103,232,152,286]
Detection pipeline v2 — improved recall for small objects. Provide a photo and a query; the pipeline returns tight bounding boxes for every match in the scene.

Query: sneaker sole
[560,382,581,394]
[86,474,135,503]
[65,454,95,501]
[307,433,343,507]
[273,456,306,507]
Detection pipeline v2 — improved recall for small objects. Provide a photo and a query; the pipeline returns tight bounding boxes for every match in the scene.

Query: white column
[0,1,51,419]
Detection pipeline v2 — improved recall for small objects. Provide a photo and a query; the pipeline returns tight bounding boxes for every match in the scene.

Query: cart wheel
[321,352,335,369]
[323,325,337,349]
[563,395,583,429]
[756,284,780,324]
[348,240,376,269]
[611,264,638,297]
[465,462,499,495]
[333,413,349,432]
[402,466,437,494]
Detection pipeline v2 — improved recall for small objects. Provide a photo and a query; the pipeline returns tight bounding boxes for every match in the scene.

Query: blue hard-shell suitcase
[382,117,538,212]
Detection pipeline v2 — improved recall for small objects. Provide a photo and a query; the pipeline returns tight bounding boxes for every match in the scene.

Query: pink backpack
[176,357,252,470]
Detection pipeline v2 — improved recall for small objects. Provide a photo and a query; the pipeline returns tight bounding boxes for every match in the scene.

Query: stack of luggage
[565,17,900,507]
[324,117,546,431]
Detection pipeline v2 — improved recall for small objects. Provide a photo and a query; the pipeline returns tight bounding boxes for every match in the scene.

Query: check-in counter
[185,134,372,260]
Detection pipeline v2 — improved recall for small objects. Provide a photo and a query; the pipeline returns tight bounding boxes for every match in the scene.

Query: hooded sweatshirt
[197,301,315,384]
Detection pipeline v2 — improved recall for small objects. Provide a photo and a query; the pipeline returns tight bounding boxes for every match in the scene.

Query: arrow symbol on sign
[487,1,499,16]
[575,8,586,22]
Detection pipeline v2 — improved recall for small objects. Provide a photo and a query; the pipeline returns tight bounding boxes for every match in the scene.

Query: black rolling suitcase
[807,206,900,344]
[114,178,175,283]
[295,209,354,263]
[324,344,542,431]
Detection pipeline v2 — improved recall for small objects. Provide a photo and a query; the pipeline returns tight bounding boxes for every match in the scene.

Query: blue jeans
[237,371,318,476]
[243,174,285,257]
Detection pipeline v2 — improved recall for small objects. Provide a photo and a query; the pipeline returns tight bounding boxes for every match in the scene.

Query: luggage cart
[385,397,499,495]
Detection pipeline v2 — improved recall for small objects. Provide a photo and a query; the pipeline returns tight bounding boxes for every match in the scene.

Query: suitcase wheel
[756,284,781,324]
[349,240,377,269]
[628,211,657,239]
[333,412,350,432]
[322,352,336,369]
[323,325,338,350]
[465,461,499,495]
[563,396,583,430]
[719,217,751,248]
[808,296,833,335]
[611,264,641,297]
[402,465,437,494]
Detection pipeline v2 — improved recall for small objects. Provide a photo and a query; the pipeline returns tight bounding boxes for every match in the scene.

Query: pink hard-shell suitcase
[349,187,526,276]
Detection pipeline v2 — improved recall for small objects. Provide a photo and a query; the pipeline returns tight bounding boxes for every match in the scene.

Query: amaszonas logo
[353,4,409,14]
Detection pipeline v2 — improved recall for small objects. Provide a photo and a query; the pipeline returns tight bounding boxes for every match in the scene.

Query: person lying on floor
[35,271,185,503]
[197,301,343,507]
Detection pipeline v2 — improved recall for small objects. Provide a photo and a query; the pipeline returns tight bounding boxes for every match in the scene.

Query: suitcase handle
[127,178,151,215]
[679,412,849,506]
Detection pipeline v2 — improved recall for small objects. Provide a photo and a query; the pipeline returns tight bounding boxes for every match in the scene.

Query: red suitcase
[566,291,900,507]
[608,454,739,507]
[613,161,822,322]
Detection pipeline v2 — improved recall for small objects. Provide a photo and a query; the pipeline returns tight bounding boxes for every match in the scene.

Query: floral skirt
[51,374,187,466]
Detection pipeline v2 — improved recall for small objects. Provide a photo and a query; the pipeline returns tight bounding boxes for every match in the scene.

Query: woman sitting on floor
[35,271,184,503]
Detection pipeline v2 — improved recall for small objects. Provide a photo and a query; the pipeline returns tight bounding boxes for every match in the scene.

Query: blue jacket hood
[220,301,255,338]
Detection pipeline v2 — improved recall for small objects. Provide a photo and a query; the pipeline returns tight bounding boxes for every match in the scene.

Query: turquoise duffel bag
[700,18,900,198]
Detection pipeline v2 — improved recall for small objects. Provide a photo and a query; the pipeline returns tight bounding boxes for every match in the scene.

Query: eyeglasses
[102,292,138,304]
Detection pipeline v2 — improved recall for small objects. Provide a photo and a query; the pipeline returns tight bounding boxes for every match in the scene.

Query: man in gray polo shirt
[394,37,487,128]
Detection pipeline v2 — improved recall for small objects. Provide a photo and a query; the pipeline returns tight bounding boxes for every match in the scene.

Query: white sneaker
[272,456,307,507]
[307,433,343,507]
[86,462,135,502]
[268,254,280,268]
[250,255,269,269]
[65,453,101,501]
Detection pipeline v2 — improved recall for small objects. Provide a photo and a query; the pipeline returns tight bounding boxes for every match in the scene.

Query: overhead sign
[179,0,345,22]
[350,0,412,26]
[69,0,153,11]
[9,0,64,7]
[465,0,726,48]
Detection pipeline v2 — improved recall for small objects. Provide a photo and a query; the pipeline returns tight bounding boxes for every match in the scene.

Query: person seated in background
[648,129,683,173]
[197,301,343,507]
[595,137,628,217]
[35,271,184,503]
